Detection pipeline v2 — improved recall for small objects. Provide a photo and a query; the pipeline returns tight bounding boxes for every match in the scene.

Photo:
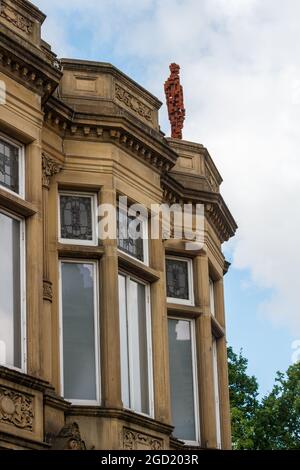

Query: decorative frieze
[52,422,86,450]
[42,154,62,189]
[0,2,33,35]
[115,83,153,123]
[0,386,34,431]
[43,280,53,302]
[123,428,163,450]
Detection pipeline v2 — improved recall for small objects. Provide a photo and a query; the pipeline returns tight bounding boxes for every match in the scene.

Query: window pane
[0,139,19,194]
[117,209,144,261]
[210,279,215,316]
[168,319,196,441]
[166,259,189,300]
[60,195,93,241]
[129,279,149,414]
[61,262,97,401]
[213,339,221,448]
[0,213,22,369]
[119,274,130,408]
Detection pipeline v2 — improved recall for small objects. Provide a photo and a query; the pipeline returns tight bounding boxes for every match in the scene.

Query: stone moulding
[123,428,163,450]
[0,385,34,432]
[115,83,153,123]
[0,2,33,36]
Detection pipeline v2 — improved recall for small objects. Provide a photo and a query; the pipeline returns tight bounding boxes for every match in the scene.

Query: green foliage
[228,347,300,450]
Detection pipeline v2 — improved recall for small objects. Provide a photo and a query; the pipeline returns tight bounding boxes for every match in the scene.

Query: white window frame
[117,207,149,266]
[58,191,98,246]
[169,317,200,446]
[0,208,26,372]
[209,278,216,316]
[119,272,154,418]
[59,259,101,406]
[212,337,222,449]
[166,256,194,306]
[0,132,25,199]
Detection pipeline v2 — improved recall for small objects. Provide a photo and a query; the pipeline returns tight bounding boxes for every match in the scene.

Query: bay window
[59,260,100,404]
[117,206,148,264]
[118,273,153,416]
[168,318,200,445]
[0,210,25,370]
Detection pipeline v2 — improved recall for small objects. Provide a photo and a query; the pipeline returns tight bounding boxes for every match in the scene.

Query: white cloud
[34,0,300,331]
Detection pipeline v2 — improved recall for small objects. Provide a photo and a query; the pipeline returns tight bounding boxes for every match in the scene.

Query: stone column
[26,141,44,377]
[100,186,122,408]
[41,154,62,383]
[194,254,217,448]
[150,234,171,424]
[215,278,232,449]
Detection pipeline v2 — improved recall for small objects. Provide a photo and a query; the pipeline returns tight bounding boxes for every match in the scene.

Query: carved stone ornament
[123,428,163,450]
[0,386,34,431]
[115,84,153,122]
[42,154,62,189]
[52,422,86,450]
[0,2,33,35]
[43,280,53,302]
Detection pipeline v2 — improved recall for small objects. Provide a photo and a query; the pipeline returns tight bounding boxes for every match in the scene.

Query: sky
[34,0,300,396]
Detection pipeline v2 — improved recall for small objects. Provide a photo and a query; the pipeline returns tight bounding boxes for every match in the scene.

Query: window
[59,261,100,404]
[117,207,148,264]
[168,318,200,445]
[212,338,222,448]
[59,192,98,245]
[209,278,215,316]
[166,257,194,305]
[0,210,25,370]
[0,134,24,197]
[118,273,153,416]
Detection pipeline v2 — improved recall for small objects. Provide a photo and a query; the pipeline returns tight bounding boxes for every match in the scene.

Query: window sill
[0,187,37,217]
[118,251,160,283]
[211,315,225,338]
[167,303,202,318]
[57,243,104,259]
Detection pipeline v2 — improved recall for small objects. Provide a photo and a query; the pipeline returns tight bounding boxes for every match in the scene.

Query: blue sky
[34,0,300,396]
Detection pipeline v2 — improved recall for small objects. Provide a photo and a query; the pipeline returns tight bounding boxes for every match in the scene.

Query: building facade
[0,0,237,451]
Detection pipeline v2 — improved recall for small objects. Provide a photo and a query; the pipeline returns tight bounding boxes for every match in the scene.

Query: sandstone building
[0,0,237,450]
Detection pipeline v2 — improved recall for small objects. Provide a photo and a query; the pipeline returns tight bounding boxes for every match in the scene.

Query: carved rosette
[43,280,53,302]
[123,428,163,450]
[0,2,33,35]
[52,422,86,450]
[0,386,34,431]
[42,154,62,189]
[115,84,153,122]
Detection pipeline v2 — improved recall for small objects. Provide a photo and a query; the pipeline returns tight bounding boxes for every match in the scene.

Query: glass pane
[0,139,19,194]
[61,262,97,401]
[118,274,130,408]
[168,319,196,441]
[129,279,149,414]
[0,213,22,368]
[213,339,221,448]
[210,279,215,316]
[117,209,144,261]
[166,259,189,300]
[60,195,93,241]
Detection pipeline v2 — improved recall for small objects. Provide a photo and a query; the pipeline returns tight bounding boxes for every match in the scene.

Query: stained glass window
[0,138,20,194]
[60,194,94,242]
[117,209,145,262]
[166,258,192,302]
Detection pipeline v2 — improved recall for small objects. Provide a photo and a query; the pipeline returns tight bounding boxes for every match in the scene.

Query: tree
[228,347,300,450]
[227,347,259,449]
[254,362,300,450]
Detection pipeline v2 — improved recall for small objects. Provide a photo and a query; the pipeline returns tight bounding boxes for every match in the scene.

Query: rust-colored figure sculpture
[164,63,186,139]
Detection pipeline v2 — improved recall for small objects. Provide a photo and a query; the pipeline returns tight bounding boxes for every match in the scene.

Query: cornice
[161,174,237,243]
[43,97,178,174]
[0,28,62,103]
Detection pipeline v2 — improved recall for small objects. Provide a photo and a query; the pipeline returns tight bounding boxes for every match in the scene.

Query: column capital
[42,153,62,189]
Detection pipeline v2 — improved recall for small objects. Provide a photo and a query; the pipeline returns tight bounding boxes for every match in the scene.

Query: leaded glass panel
[117,209,144,262]
[60,195,93,241]
[166,259,189,300]
[0,139,19,194]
